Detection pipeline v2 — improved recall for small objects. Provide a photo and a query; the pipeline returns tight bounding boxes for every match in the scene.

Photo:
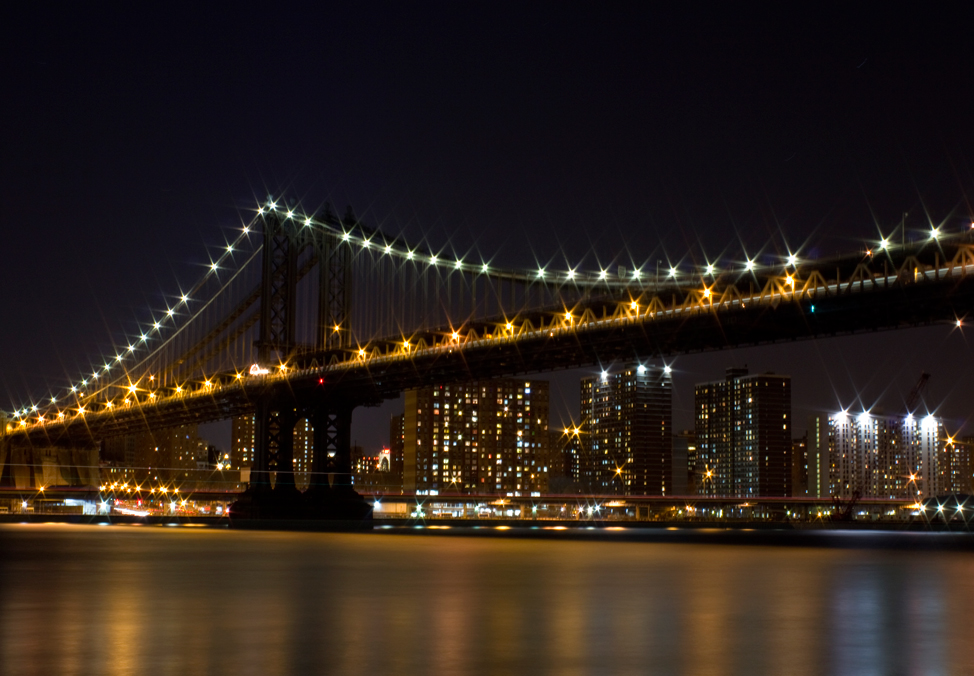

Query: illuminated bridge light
[537,267,546,278]
[787,254,798,267]
[567,268,575,280]
[745,259,755,271]
[930,227,941,240]
[705,264,715,276]
[668,267,678,278]
[703,288,711,298]
[429,255,438,265]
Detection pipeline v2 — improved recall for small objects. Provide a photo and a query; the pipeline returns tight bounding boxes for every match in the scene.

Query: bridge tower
[316,204,354,350]
[244,203,368,519]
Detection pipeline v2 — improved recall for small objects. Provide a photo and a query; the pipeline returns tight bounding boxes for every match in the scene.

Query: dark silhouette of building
[672,430,697,495]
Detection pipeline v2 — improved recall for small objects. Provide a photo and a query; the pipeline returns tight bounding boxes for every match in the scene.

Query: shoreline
[2,514,973,549]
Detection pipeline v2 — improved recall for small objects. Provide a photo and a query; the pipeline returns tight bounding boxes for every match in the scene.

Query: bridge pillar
[250,397,300,493]
[302,403,372,520]
[309,404,353,489]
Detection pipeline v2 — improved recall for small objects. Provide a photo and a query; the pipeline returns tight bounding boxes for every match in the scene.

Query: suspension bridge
[4,200,974,517]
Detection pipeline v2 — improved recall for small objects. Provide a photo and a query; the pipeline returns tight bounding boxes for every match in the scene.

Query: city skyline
[4,4,974,452]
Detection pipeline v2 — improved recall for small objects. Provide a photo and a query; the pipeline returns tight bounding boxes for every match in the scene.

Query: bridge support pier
[302,404,371,520]
[232,396,371,522]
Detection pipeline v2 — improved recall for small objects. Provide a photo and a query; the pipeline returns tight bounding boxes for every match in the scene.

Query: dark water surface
[1,524,972,676]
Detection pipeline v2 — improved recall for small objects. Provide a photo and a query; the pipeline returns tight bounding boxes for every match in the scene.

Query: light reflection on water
[0,524,971,676]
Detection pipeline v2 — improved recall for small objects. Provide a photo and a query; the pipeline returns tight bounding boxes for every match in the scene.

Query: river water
[1,524,971,675]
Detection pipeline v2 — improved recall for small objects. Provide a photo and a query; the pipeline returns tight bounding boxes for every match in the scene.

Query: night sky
[3,3,974,451]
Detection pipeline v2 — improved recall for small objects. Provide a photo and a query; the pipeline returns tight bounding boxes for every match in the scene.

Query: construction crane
[905,372,931,414]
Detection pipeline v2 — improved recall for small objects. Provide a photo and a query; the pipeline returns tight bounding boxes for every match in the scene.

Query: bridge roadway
[8,237,974,448]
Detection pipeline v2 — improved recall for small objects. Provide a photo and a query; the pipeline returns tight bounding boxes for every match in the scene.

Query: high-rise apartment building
[402,379,549,495]
[806,414,830,498]
[828,411,948,499]
[695,367,792,497]
[578,364,672,495]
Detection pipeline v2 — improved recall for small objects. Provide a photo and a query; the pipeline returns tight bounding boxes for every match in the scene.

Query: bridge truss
[5,201,974,512]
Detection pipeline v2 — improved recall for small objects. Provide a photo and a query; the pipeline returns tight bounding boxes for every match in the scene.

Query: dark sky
[3,3,974,450]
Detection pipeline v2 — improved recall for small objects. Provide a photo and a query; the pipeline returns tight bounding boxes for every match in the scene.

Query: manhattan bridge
[4,199,974,518]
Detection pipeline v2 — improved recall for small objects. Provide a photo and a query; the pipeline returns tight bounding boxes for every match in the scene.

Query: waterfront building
[402,379,549,495]
[828,411,949,499]
[806,414,830,498]
[694,367,792,497]
[579,364,672,495]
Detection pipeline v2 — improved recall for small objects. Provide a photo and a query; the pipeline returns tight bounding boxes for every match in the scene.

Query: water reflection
[0,525,971,675]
